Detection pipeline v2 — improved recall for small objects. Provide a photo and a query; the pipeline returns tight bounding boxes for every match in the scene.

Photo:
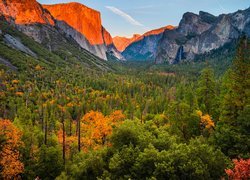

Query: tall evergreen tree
[221,37,250,123]
[197,67,216,115]
[213,37,250,158]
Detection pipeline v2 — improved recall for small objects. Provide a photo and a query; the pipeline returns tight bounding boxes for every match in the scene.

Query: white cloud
[106,6,144,27]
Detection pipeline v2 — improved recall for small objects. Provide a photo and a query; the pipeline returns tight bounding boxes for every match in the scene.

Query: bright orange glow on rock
[113,34,141,52]
[0,0,54,25]
[102,27,113,46]
[43,2,105,45]
[143,25,175,37]
[113,25,175,52]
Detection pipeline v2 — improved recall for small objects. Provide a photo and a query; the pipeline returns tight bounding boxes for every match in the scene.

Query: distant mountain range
[155,9,250,64]
[120,9,250,63]
[113,26,174,52]
[0,0,249,64]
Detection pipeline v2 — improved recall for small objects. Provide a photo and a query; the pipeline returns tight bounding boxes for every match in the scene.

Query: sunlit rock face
[143,25,175,37]
[55,20,107,60]
[102,27,113,46]
[113,34,141,52]
[0,0,54,25]
[0,0,56,47]
[43,2,104,45]
[121,26,175,61]
[0,0,123,60]
[114,26,175,53]
[43,2,124,60]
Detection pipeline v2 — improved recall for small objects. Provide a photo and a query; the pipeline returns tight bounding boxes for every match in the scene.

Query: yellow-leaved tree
[81,110,125,151]
[0,119,24,179]
[197,110,215,135]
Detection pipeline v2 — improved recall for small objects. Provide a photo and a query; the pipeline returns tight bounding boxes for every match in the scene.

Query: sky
[38,0,250,38]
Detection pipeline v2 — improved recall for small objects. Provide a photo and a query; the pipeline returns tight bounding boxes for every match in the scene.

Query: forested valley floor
[0,31,249,179]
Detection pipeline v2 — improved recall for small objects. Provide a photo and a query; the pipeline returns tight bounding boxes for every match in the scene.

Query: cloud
[106,6,144,27]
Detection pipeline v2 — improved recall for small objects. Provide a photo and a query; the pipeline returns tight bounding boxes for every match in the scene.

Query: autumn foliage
[197,110,215,131]
[57,110,125,154]
[81,110,125,150]
[0,119,24,179]
[225,159,250,180]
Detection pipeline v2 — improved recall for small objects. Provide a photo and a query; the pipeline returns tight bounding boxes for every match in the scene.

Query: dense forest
[0,20,249,179]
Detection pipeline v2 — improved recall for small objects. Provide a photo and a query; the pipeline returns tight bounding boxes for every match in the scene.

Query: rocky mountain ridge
[155,9,250,64]
[121,25,175,61]
[122,8,250,63]
[113,25,174,53]
[0,0,249,64]
[0,0,123,60]
[113,34,141,52]
[0,0,54,25]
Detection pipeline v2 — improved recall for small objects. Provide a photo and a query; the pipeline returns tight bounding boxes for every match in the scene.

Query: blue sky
[38,0,250,37]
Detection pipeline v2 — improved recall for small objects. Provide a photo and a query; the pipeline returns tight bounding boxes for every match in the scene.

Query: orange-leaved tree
[81,110,125,151]
[225,158,250,180]
[0,119,24,179]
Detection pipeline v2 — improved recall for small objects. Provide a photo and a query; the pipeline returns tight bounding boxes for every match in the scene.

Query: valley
[0,0,249,179]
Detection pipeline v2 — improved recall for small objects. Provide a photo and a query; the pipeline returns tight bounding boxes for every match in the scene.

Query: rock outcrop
[155,8,250,64]
[0,0,123,61]
[43,2,103,45]
[113,34,141,52]
[43,2,123,60]
[3,33,37,57]
[103,27,125,60]
[122,26,175,61]
[102,27,113,46]
[0,0,54,25]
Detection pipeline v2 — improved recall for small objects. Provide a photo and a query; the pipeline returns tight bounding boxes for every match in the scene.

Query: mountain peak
[43,2,104,45]
[44,2,100,14]
[113,36,137,52]
[178,10,215,36]
[113,26,174,52]
[199,11,217,23]
[133,34,141,39]
[0,0,54,25]
[143,25,175,37]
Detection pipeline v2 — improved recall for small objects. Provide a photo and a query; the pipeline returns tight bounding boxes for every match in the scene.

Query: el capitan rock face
[102,27,113,46]
[43,2,103,45]
[43,2,123,60]
[122,25,175,61]
[0,0,54,25]
[0,0,123,61]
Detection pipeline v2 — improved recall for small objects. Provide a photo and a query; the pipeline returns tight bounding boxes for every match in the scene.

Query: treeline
[0,38,249,179]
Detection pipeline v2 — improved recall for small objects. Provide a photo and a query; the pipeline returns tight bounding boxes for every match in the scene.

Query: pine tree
[213,37,250,158]
[221,37,250,124]
[197,67,216,115]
